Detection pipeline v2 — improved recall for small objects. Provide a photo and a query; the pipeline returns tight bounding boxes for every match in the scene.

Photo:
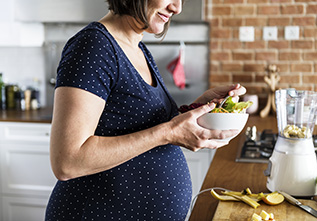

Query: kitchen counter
[189,115,278,221]
[0,107,53,123]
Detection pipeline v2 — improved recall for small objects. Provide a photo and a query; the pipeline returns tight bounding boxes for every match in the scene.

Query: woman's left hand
[194,83,246,104]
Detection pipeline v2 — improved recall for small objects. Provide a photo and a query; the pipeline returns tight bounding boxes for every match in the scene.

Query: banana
[223,191,260,208]
[210,188,266,209]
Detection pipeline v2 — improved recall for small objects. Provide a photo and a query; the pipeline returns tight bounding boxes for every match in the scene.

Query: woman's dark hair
[106,0,176,38]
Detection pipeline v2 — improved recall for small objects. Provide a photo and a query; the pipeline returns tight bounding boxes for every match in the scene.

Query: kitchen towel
[167,42,186,89]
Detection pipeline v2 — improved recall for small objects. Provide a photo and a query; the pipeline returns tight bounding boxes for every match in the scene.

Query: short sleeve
[56,27,118,101]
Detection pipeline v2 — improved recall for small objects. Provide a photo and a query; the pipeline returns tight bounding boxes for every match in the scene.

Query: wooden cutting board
[213,199,317,221]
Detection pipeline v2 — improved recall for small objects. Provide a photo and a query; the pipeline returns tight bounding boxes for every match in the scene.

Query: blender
[264,89,317,197]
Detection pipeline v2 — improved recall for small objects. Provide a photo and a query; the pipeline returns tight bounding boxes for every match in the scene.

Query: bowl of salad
[179,97,253,141]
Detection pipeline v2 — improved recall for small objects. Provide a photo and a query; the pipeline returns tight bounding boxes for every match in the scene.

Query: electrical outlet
[263,26,278,41]
[239,26,254,42]
[285,26,299,40]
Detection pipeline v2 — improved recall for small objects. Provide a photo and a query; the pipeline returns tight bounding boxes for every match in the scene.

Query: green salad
[178,96,253,113]
[211,97,253,113]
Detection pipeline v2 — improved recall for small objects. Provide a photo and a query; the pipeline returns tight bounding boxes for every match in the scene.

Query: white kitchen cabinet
[2,196,49,221]
[0,122,56,221]
[182,148,216,198]
[0,121,214,220]
[14,0,108,23]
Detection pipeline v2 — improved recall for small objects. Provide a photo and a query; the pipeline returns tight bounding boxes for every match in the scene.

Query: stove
[236,127,317,163]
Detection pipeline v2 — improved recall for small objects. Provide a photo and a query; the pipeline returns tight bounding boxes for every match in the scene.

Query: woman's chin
[145,25,165,35]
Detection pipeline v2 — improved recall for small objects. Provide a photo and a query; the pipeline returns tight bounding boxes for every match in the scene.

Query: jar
[5,85,19,110]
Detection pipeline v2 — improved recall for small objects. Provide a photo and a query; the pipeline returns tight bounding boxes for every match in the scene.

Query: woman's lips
[158,12,170,22]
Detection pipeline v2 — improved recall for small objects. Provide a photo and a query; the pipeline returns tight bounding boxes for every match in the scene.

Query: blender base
[266,137,317,197]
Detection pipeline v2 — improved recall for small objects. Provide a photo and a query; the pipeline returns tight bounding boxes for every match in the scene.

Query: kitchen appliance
[236,128,317,163]
[264,89,317,197]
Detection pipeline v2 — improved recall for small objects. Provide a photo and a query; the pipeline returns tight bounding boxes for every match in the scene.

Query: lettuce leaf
[219,96,253,113]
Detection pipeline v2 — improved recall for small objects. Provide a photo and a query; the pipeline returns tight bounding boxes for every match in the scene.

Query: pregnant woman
[45,0,246,220]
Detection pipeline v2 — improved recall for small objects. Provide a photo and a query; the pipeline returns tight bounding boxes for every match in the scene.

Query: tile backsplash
[0,23,87,108]
[0,47,46,106]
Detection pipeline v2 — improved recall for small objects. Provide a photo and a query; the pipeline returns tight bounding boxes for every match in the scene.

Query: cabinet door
[0,122,51,143]
[15,0,108,23]
[182,148,216,198]
[0,122,56,197]
[2,196,49,221]
[1,143,56,196]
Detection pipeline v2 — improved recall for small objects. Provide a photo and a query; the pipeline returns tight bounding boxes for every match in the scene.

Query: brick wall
[205,0,317,110]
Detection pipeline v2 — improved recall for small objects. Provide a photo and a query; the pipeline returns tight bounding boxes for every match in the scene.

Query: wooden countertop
[0,107,53,123]
[189,115,278,221]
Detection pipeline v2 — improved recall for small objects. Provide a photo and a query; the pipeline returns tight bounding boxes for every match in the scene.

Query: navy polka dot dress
[45,22,192,220]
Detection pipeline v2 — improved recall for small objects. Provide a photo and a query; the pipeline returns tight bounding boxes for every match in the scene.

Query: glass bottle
[0,73,6,110]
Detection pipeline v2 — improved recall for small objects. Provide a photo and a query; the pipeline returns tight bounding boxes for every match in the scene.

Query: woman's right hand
[166,103,239,151]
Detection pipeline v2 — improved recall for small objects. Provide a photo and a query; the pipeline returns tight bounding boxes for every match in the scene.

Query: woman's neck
[99,12,144,48]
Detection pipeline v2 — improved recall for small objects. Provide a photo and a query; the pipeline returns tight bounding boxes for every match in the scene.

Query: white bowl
[197,113,249,141]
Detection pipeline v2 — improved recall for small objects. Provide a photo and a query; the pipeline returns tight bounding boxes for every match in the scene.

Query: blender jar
[276,89,317,140]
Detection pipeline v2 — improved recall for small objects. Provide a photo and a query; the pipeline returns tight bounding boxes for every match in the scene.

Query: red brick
[307,4,317,14]
[234,5,255,15]
[212,6,232,16]
[210,28,231,39]
[248,0,268,3]
[281,5,304,14]
[222,62,244,71]
[296,0,316,2]
[209,74,231,83]
[255,74,267,83]
[232,74,253,83]
[303,28,317,38]
[279,51,301,61]
[303,52,317,61]
[268,17,291,26]
[210,41,219,50]
[211,51,231,61]
[258,5,280,15]
[232,52,254,60]
[210,62,220,72]
[245,41,266,49]
[292,40,314,49]
[268,41,289,49]
[303,75,317,83]
[278,29,284,38]
[255,52,278,61]
[291,63,313,72]
[223,0,244,3]
[254,28,262,40]
[275,63,289,72]
[243,63,266,72]
[222,41,242,49]
[210,18,220,27]
[279,74,301,83]
[271,0,292,2]
[232,29,240,39]
[245,17,268,26]
[222,18,243,27]
[293,16,316,26]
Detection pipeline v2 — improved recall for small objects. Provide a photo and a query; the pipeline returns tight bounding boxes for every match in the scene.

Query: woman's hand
[194,83,246,105]
[166,103,239,151]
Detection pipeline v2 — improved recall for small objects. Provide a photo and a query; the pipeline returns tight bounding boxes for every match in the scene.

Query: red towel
[167,48,186,90]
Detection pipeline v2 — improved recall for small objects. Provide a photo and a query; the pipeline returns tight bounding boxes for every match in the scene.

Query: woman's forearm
[51,121,171,181]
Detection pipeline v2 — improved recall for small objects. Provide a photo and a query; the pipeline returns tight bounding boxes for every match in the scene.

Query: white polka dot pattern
[45,22,192,220]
